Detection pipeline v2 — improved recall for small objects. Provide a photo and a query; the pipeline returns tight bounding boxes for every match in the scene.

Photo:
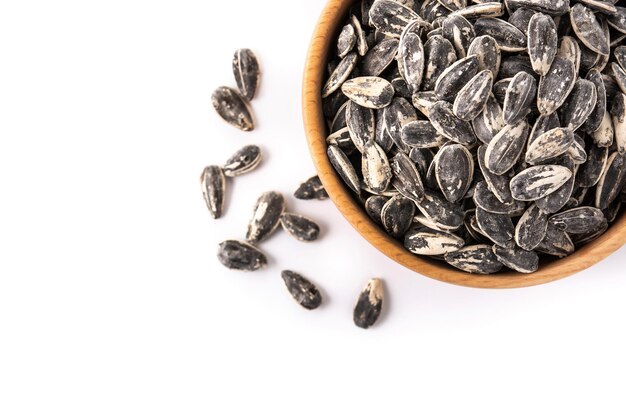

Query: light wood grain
[301,0,626,289]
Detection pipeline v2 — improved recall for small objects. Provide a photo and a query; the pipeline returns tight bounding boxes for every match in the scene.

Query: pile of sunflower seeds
[322,0,626,275]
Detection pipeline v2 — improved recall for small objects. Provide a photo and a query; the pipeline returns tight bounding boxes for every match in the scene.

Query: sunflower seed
[477,145,514,204]
[409,147,434,178]
[232,49,260,102]
[444,244,504,274]
[503,71,537,124]
[527,13,558,76]
[217,240,267,271]
[473,181,525,214]
[510,165,573,201]
[434,144,474,202]
[474,18,527,52]
[423,35,457,90]
[442,15,475,59]
[337,24,357,58]
[581,69,606,134]
[381,194,416,237]
[515,203,549,250]
[412,91,438,116]
[467,35,501,78]
[537,56,576,115]
[294,176,329,200]
[611,63,626,96]
[508,8,535,35]
[351,15,369,56]
[365,195,390,224]
[608,7,626,35]
[326,127,355,154]
[428,100,476,145]
[362,140,393,193]
[246,191,285,244]
[578,145,609,188]
[201,166,226,219]
[560,79,597,131]
[473,93,505,145]
[391,76,413,99]
[493,78,511,104]
[362,38,399,76]
[535,156,576,213]
[528,113,561,147]
[556,36,581,75]
[567,134,588,165]
[222,145,262,177]
[281,271,322,310]
[398,20,426,93]
[421,0,451,22]
[549,206,606,234]
[346,101,375,152]
[328,145,361,195]
[353,278,384,329]
[535,223,575,257]
[475,206,514,246]
[525,127,574,165]
[505,0,570,16]
[611,92,626,153]
[434,55,479,101]
[603,199,622,223]
[492,244,539,273]
[391,152,426,202]
[416,191,465,229]
[451,2,504,19]
[370,0,421,38]
[579,0,617,14]
[401,120,446,148]
[342,76,395,109]
[465,212,488,241]
[404,227,465,255]
[579,44,600,74]
[596,152,626,209]
[570,4,610,56]
[322,53,358,98]
[484,119,529,175]
[414,213,461,232]
[571,218,609,246]
[330,101,349,133]
[211,86,255,131]
[280,213,321,242]
[452,70,493,121]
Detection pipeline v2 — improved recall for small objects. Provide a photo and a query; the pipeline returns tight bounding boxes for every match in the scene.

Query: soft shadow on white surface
[0,1,625,416]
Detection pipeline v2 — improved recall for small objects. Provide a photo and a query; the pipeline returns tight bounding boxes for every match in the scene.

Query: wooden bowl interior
[302,0,626,288]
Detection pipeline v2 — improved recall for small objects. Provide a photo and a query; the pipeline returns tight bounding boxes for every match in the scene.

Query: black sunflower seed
[559,79,597,131]
[211,86,255,131]
[515,203,549,250]
[381,194,416,238]
[615,46,626,71]
[342,76,395,109]
[499,55,536,80]
[401,120,445,148]
[568,134,587,165]
[582,69,607,134]
[525,127,574,165]
[409,147,434,179]
[422,35,457,90]
[527,13,558,76]
[232,49,260,101]
[549,207,606,234]
[353,278,384,329]
[398,20,426,93]
[201,166,226,219]
[578,145,609,188]
[505,0,570,16]
[434,144,474,203]
[337,24,357,58]
[351,15,369,56]
[346,100,375,153]
[467,35,501,78]
[611,93,626,153]
[608,7,626,35]
[493,243,540,273]
[404,226,465,255]
[536,223,575,258]
[442,15,475,58]
[294,176,329,200]
[444,244,504,274]
[473,93,505,145]
[322,52,358,98]
[370,0,421,38]
[570,4,610,56]
[434,55,479,101]
[579,0,617,14]
[508,8,535,35]
[451,2,504,19]
[328,145,361,195]
[503,71,536,125]
[281,271,322,310]
[477,145,514,204]
[223,145,262,177]
[510,165,573,201]
[473,181,525,214]
[475,207,514,246]
[391,152,425,202]
[528,113,560,147]
[556,36,581,75]
[453,70,493,121]
[428,100,477,145]
[365,195,389,224]
[484,119,529,175]
[412,90,438,117]
[536,156,576,214]
[362,140,392,194]
[246,191,285,244]
[362,38,400,76]
[377,97,418,152]
[537,56,576,115]
[595,152,626,210]
[217,240,267,271]
[416,191,465,229]
[474,18,527,52]
[280,213,321,242]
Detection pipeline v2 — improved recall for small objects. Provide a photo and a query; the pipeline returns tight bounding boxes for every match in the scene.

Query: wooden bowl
[302,0,626,289]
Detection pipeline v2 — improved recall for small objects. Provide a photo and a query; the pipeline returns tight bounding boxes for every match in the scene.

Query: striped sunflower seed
[391,152,426,202]
[559,79,597,131]
[450,2,504,19]
[294,176,329,200]
[411,91,438,117]
[369,0,421,38]
[442,15,475,58]
[434,55,479,101]
[473,18,527,52]
[493,243,539,273]
[582,69,607,133]
[381,195,416,238]
[595,152,626,209]
[528,113,560,147]
[434,144,474,203]
[217,240,267,271]
[453,69,493,121]
[342,76,395,109]
[327,145,360,195]
[473,181,525,214]
[222,145,262,177]
[398,20,426,93]
[362,140,392,194]
[280,213,321,242]
[444,244,504,274]
[281,271,322,310]
[578,145,609,188]
[322,52,358,98]
[527,13,558,76]
[365,195,389,224]
[346,101,375,152]
[423,35,457,90]
[505,0,570,16]
[570,4,610,56]
[337,24,357,58]
[525,127,574,165]
[579,0,617,14]
[537,56,576,115]
[351,15,369,56]
[477,145,514,204]
[549,207,606,234]
[416,191,465,229]
[362,38,399,76]
[404,226,465,255]
[353,278,384,329]
[508,8,535,36]
[484,119,529,175]
[428,100,476,145]
[510,165,573,201]
[536,223,575,258]
[535,156,576,214]
[246,191,285,244]
[503,71,536,124]
[515,203,549,250]
[377,97,418,151]
[475,206,514,246]
[467,35,501,78]
[611,92,626,153]
[556,36,581,75]
[232,49,260,101]
[201,166,226,219]
[473,93,505,145]
[608,7,626,35]
[211,86,255,131]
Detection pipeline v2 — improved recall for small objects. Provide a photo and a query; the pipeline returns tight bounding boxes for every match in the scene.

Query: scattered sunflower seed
[232,49,260,101]
[217,240,267,271]
[353,278,384,329]
[201,166,226,219]
[223,145,262,177]
[280,213,321,242]
[211,86,255,131]
[246,191,286,244]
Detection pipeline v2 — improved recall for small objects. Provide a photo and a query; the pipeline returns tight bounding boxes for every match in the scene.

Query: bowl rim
[301,0,626,289]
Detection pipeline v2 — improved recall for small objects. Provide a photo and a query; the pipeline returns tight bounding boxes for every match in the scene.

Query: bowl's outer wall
[302,0,626,289]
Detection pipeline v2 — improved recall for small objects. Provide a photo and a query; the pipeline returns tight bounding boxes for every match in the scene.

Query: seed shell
[391,152,426,202]
[505,0,570,16]
[477,145,514,204]
[337,24,357,58]
[398,20,426,93]
[434,54,479,101]
[351,14,369,56]
[578,145,609,188]
[608,7,626,35]
[549,207,606,234]
[428,100,476,145]
[525,127,574,165]
[510,165,573,201]
[508,8,535,35]
[280,213,321,242]
[201,166,226,219]
[537,57,576,115]
[322,53,358,98]
[596,152,626,209]
[434,144,474,203]
[484,119,529,175]
[353,278,384,329]
[592,110,614,148]
[453,70,493,121]
[246,191,286,244]
[378,97,418,151]
[560,80,597,131]
[473,181,524,214]
[362,38,400,76]
[582,69,607,134]
[362,140,393,194]
[473,93,505,145]
[365,195,389,224]
[281,271,322,310]
[232,48,260,101]
[556,36,581,75]
[416,191,465,229]
[536,223,575,258]
[473,18,527,52]
[381,195,416,238]
[328,145,361,195]
[475,207,514,246]
[401,120,445,148]
[423,35,457,90]
[467,35,501,78]
[527,13,558,76]
[294,176,329,200]
[346,101,375,152]
[451,2,504,19]
[217,240,267,271]
[444,244,504,274]
[612,93,626,154]
[536,156,576,214]
[211,86,255,131]
[442,15,475,59]
[515,203,549,250]
[369,0,421,38]
[404,227,465,255]
[342,76,395,109]
[222,145,262,177]
[492,244,539,273]
[503,71,537,125]
[570,4,610,56]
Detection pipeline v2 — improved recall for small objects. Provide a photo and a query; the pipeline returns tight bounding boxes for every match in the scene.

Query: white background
[1,1,626,416]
